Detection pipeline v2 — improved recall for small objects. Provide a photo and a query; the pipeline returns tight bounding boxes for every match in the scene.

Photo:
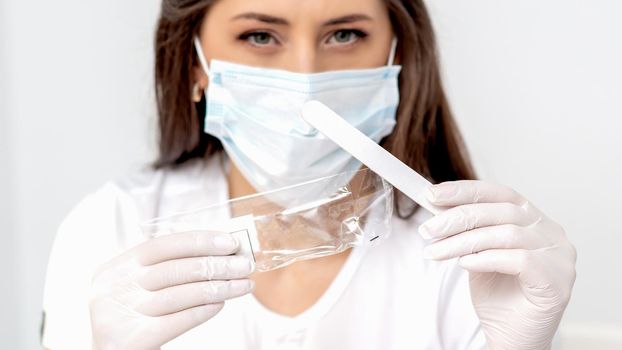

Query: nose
[280,38,318,73]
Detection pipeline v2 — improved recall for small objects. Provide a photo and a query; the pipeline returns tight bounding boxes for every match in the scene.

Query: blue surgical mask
[194,37,401,193]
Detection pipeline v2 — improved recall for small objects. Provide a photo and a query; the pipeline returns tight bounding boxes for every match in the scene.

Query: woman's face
[195,0,394,84]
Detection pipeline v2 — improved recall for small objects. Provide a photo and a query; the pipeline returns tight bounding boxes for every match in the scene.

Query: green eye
[333,30,354,43]
[249,32,273,45]
[328,29,367,45]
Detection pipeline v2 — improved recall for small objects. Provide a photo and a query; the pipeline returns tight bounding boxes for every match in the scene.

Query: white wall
[1,0,159,348]
[428,1,622,347]
[1,0,620,349]
[0,0,20,345]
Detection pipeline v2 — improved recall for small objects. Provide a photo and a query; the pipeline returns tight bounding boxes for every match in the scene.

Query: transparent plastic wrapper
[141,168,393,272]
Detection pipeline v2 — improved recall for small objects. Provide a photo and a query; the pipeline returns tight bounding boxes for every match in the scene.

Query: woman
[42,0,577,349]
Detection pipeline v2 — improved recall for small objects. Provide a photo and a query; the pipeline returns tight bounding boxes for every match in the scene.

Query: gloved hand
[419,181,576,350]
[89,231,255,350]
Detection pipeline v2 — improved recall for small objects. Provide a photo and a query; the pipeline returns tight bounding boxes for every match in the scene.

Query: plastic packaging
[141,167,393,272]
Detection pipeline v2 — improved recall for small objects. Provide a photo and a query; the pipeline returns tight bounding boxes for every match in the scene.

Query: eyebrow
[232,12,288,25]
[231,12,373,26]
[323,14,373,26]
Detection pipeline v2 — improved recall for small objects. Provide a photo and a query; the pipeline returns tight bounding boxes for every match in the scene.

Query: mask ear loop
[193,36,211,75]
[386,37,398,66]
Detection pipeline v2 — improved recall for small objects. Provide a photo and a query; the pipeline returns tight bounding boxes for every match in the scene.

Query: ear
[393,41,401,65]
[393,52,401,65]
[192,65,208,90]
[391,38,401,65]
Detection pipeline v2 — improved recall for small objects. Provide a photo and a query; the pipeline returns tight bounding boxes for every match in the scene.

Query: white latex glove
[419,181,576,350]
[90,231,255,350]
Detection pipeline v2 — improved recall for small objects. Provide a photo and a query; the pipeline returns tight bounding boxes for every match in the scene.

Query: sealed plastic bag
[141,167,393,272]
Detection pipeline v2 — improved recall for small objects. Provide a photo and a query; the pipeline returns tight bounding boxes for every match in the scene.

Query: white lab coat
[42,155,487,349]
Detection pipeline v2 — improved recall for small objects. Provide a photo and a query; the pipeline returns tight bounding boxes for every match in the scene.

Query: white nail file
[302,100,442,215]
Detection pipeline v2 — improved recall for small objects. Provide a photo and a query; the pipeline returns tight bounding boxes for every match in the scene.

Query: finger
[137,279,254,317]
[457,248,530,275]
[150,302,225,347]
[428,181,528,207]
[138,255,255,291]
[458,248,569,294]
[419,202,538,240]
[136,231,240,266]
[423,224,547,260]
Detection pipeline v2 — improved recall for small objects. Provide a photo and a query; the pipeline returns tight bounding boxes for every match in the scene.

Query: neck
[227,162,257,199]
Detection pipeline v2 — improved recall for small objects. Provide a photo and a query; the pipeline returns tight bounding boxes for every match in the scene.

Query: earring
[192,83,202,102]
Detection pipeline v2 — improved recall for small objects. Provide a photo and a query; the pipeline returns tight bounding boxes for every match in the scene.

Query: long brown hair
[154,0,476,216]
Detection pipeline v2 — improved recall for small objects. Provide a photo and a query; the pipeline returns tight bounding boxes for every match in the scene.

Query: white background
[1,1,620,349]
